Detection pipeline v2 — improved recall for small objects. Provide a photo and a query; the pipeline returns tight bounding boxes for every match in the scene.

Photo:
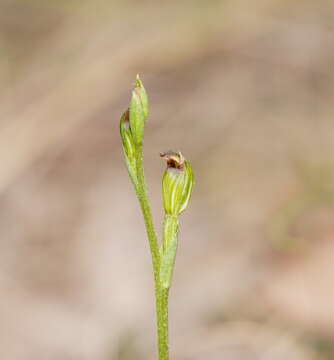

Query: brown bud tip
[160,151,185,170]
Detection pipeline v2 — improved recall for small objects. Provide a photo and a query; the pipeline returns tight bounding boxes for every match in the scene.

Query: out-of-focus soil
[0,1,334,359]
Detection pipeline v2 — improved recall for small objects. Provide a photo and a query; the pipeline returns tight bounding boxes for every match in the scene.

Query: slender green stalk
[157,287,169,360]
[135,146,170,360]
[135,146,160,279]
[156,213,179,360]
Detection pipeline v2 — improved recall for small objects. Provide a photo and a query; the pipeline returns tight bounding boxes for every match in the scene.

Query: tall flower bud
[160,151,194,216]
[129,75,148,145]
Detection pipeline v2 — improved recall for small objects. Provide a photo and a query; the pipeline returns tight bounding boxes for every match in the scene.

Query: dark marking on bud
[123,108,130,128]
[160,151,184,170]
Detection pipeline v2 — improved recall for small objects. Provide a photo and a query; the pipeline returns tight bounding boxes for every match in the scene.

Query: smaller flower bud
[120,109,138,186]
[160,151,194,216]
[120,109,136,159]
[129,75,148,145]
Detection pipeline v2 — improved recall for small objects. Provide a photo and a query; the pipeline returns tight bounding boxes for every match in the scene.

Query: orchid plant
[119,76,194,360]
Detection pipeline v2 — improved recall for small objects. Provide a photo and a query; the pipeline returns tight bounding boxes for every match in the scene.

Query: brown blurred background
[0,0,334,359]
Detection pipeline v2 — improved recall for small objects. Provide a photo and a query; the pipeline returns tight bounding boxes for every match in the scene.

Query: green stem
[157,288,169,360]
[135,146,160,279]
[134,146,170,360]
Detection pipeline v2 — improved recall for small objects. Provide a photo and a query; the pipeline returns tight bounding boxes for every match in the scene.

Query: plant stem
[156,214,179,360]
[157,288,169,360]
[135,146,170,360]
[135,146,160,279]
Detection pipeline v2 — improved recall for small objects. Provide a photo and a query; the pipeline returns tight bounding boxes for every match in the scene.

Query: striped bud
[160,151,194,216]
[120,109,135,159]
[129,75,148,145]
[120,109,137,186]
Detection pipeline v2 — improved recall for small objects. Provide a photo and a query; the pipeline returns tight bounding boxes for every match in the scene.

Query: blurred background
[0,0,334,359]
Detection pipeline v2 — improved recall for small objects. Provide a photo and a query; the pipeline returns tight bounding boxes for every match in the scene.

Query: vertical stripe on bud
[160,151,194,216]
[120,109,138,186]
[129,75,149,145]
[120,109,135,159]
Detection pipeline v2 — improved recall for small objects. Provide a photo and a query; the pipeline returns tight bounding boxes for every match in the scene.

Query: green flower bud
[120,109,137,186]
[129,75,148,145]
[160,151,194,216]
[120,109,135,159]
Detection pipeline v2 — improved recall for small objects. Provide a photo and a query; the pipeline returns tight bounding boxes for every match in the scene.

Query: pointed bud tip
[135,74,143,88]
